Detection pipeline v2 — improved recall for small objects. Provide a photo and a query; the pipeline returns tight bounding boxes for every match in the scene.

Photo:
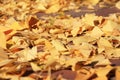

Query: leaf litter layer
[0,0,120,80]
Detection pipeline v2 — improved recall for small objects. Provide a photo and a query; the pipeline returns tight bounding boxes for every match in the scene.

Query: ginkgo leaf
[82,14,97,26]
[0,47,8,61]
[86,0,100,5]
[51,40,67,51]
[46,4,61,13]
[102,20,119,35]
[17,46,37,62]
[6,18,23,31]
[0,30,6,49]
[90,27,104,39]
[97,37,113,48]
[95,65,113,77]
[20,77,35,80]
[30,62,41,72]
[116,1,120,9]
[0,59,12,67]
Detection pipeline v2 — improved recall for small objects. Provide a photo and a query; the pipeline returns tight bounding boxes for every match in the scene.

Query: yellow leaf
[36,3,46,11]
[6,18,23,31]
[17,47,37,62]
[0,48,8,61]
[97,37,113,48]
[10,21,22,31]
[71,26,80,37]
[86,0,100,5]
[116,1,120,9]
[51,40,67,51]
[95,65,113,77]
[46,4,61,13]
[79,42,95,58]
[90,27,104,39]
[0,30,6,49]
[94,76,107,80]
[102,20,119,35]
[30,62,41,72]
[82,14,97,26]
[0,59,12,67]
[20,77,35,80]
[105,48,120,58]
[45,40,53,50]
[75,68,94,80]
[91,55,111,66]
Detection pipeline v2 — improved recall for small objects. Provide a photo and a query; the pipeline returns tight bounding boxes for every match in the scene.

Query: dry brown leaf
[75,68,95,80]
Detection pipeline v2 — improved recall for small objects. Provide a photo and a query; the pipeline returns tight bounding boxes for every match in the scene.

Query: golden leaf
[90,27,104,39]
[71,26,80,37]
[94,76,107,80]
[79,42,95,58]
[102,20,119,35]
[86,0,100,5]
[95,65,113,77]
[116,1,120,9]
[90,55,111,66]
[6,18,23,31]
[82,14,97,26]
[20,77,35,80]
[97,37,113,48]
[0,48,8,61]
[51,40,67,51]
[30,62,41,72]
[46,4,61,13]
[0,30,6,49]
[17,46,37,62]
[0,59,12,67]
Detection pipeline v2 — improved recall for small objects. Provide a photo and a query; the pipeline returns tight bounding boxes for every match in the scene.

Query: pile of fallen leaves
[0,0,119,20]
[0,0,120,80]
[0,13,120,80]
